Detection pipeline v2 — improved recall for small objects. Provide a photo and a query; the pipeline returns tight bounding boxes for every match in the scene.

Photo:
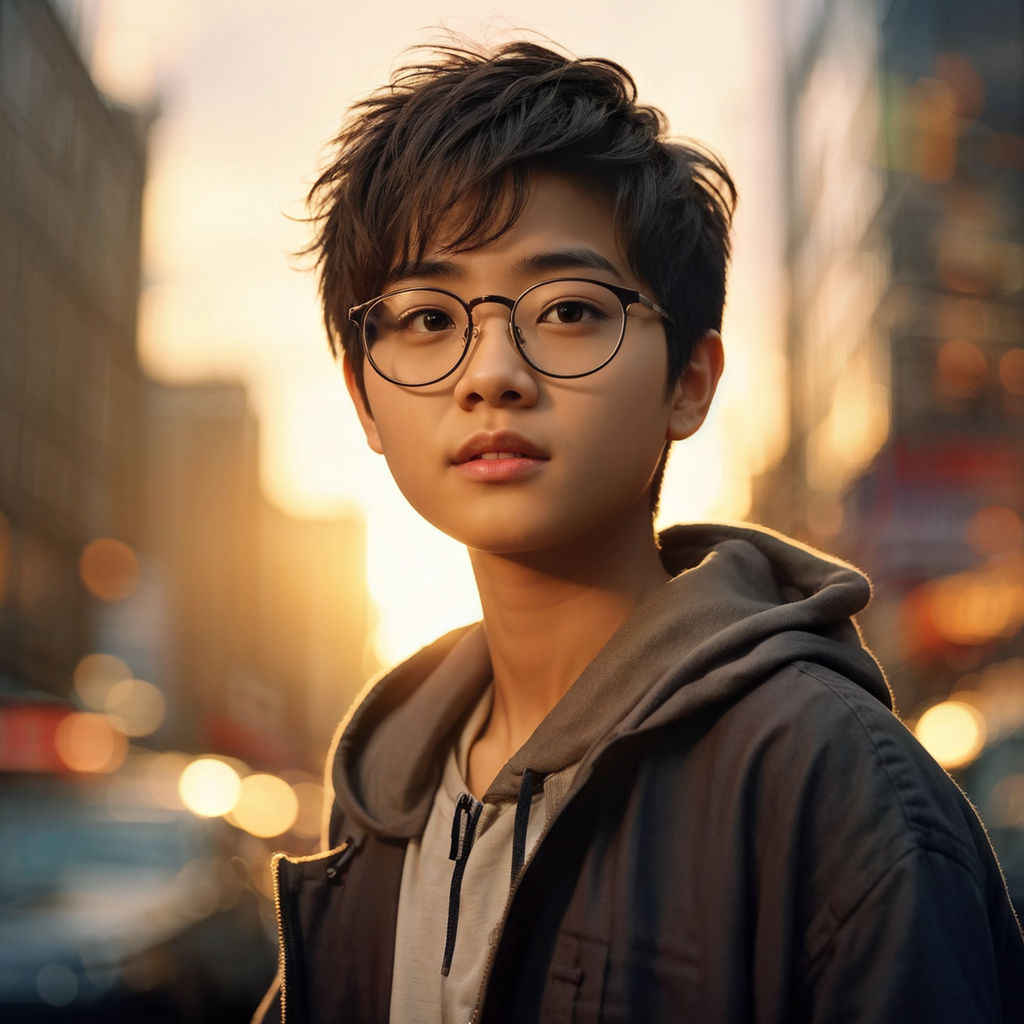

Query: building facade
[1,1,370,773]
[143,381,368,768]
[758,0,1024,712]
[0,0,148,698]
[758,0,1024,906]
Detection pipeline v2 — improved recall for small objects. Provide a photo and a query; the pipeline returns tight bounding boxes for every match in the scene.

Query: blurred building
[143,381,368,770]
[0,0,148,698]
[759,0,1024,712]
[1,1,370,773]
[257,502,369,765]
[142,383,263,754]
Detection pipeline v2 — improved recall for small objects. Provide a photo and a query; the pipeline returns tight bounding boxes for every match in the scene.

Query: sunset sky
[73,0,788,663]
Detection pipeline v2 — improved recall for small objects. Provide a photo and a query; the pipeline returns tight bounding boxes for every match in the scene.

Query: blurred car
[0,773,277,1022]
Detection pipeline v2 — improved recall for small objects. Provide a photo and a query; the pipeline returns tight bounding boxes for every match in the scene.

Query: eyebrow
[511,249,623,278]
[386,258,459,284]
[386,248,623,287]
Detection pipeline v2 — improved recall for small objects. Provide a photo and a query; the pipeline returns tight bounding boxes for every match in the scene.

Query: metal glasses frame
[347,277,673,387]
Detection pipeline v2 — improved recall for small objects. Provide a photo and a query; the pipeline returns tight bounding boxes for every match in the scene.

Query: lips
[452,431,549,465]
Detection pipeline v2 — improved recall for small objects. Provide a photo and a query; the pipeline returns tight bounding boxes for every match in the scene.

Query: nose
[452,302,539,410]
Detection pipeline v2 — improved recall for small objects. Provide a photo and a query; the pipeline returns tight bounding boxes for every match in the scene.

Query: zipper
[271,839,359,1023]
[271,851,290,1023]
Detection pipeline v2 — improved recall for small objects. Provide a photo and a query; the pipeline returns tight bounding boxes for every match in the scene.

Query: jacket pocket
[539,931,610,1024]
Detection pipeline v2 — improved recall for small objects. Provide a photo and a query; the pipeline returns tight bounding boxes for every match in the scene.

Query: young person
[254,41,1024,1024]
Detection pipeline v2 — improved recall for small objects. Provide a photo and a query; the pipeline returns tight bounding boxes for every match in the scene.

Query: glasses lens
[512,281,625,377]
[363,290,468,385]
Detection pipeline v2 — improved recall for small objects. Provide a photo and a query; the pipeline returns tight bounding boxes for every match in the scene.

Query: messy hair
[307,40,737,400]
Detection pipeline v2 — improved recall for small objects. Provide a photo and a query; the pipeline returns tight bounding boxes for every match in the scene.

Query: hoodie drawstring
[441,770,546,977]
[510,768,540,885]
[441,792,483,976]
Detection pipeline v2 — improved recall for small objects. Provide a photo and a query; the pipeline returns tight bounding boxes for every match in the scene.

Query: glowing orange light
[934,339,988,400]
[965,506,1024,557]
[178,757,241,817]
[79,538,140,602]
[54,712,128,773]
[927,575,1024,645]
[232,773,299,838]
[914,699,987,769]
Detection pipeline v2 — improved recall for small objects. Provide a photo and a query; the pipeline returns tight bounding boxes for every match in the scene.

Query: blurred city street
[1,0,1022,1017]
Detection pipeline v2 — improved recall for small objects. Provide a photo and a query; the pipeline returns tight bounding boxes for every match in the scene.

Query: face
[345,174,723,559]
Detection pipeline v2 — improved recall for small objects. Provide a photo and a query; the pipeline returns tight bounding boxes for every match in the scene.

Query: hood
[328,523,890,844]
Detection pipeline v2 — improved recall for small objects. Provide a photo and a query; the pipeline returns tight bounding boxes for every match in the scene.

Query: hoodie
[257,523,1024,1023]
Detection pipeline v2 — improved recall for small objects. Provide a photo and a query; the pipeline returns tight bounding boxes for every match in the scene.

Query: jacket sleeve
[798,844,1024,1023]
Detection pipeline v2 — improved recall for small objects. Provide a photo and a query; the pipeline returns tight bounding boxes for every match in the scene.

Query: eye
[537,300,605,326]
[398,307,457,333]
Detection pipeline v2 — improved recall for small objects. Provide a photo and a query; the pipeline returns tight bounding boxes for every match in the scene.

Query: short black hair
[307,40,737,401]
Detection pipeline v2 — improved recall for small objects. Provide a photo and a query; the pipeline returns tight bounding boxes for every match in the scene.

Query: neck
[468,511,669,756]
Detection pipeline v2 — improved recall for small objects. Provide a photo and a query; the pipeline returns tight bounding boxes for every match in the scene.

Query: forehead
[389,172,627,285]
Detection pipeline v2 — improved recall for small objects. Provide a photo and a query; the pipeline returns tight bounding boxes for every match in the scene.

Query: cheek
[368,399,450,510]
[559,384,673,489]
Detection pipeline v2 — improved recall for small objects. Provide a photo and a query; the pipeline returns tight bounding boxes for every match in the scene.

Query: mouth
[452,432,549,465]
[472,451,534,461]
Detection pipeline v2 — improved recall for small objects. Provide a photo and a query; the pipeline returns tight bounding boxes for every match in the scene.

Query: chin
[441,515,622,563]
[408,486,654,560]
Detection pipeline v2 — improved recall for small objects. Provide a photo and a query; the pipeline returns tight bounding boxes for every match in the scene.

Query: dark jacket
[255,524,1024,1023]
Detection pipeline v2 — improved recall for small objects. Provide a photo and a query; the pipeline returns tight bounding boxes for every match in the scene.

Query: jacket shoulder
[723,661,987,866]
[716,661,1018,962]
[783,660,983,862]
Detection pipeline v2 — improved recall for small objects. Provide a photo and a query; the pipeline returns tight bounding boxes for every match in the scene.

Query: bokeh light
[934,338,988,400]
[79,537,140,602]
[104,677,166,737]
[925,568,1024,645]
[178,757,242,817]
[36,964,78,1008]
[914,699,987,770]
[73,652,132,710]
[142,750,191,809]
[290,780,326,840]
[965,505,1024,557]
[54,712,129,774]
[990,774,1024,828]
[232,773,299,838]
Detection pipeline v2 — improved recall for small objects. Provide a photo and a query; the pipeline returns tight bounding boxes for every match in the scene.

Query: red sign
[0,705,69,772]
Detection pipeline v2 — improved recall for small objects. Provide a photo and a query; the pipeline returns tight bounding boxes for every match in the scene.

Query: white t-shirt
[388,687,578,1024]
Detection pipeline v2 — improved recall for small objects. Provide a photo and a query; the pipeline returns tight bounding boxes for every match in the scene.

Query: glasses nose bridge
[464,293,516,340]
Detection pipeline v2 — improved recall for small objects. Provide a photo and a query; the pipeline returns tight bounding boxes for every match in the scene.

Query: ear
[665,330,724,441]
[343,355,384,455]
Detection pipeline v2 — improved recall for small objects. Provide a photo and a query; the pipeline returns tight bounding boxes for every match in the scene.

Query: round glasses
[347,277,672,387]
